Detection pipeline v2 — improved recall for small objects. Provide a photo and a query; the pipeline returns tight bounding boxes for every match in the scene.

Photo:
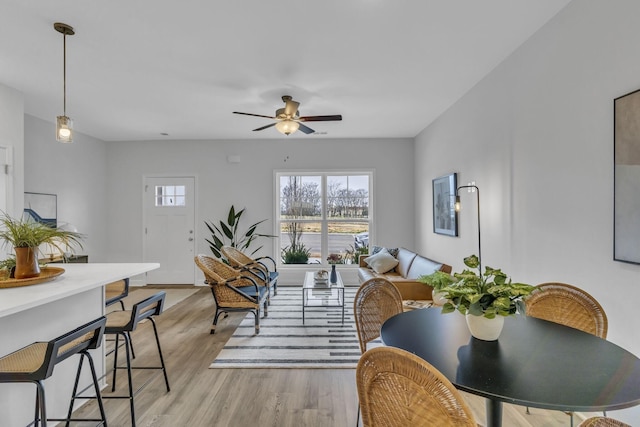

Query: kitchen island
[0,262,159,426]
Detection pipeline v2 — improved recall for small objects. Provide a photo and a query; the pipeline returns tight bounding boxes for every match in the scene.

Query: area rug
[210,286,372,369]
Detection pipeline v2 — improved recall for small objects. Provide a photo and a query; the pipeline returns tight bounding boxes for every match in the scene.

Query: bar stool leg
[65,351,108,427]
[122,332,137,427]
[150,317,170,391]
[34,380,47,427]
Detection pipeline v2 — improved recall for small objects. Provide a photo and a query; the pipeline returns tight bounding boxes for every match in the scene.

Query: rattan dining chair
[194,254,269,335]
[525,282,608,339]
[578,417,631,427]
[354,278,404,354]
[525,282,609,425]
[356,346,478,427]
[221,246,279,297]
[353,278,404,426]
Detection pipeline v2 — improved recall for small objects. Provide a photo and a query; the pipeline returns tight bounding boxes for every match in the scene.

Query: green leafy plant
[437,255,536,319]
[0,213,83,252]
[418,270,456,292]
[281,242,310,264]
[205,205,274,259]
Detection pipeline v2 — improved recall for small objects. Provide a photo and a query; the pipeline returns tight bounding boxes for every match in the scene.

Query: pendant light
[54,22,75,143]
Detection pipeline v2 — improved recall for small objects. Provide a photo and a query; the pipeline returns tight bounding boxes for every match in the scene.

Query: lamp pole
[455,185,481,273]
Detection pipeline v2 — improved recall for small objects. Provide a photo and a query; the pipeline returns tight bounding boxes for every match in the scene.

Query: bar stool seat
[0,316,108,427]
[103,291,170,427]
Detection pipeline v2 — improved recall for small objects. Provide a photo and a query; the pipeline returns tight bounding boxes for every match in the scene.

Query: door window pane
[155,185,186,206]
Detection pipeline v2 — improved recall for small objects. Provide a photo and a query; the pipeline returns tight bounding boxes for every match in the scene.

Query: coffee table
[302,271,345,324]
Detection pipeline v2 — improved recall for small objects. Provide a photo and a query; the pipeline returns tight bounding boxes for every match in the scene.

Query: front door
[143,176,195,284]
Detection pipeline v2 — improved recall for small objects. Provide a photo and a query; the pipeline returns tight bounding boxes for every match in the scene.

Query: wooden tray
[0,267,65,289]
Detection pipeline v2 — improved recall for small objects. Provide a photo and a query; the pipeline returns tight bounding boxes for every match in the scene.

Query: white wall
[105,138,415,283]
[415,1,640,422]
[24,115,109,260]
[0,82,24,218]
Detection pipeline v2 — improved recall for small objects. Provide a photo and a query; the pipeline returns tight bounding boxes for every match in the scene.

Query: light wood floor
[72,287,582,426]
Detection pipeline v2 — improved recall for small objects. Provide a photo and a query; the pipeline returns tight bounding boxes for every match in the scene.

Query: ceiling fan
[233,95,342,136]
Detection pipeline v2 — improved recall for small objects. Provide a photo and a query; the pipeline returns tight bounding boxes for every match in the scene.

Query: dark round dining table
[380,308,640,427]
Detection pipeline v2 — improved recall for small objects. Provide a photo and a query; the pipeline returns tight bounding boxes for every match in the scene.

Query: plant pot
[432,289,448,306]
[14,246,41,279]
[465,314,504,341]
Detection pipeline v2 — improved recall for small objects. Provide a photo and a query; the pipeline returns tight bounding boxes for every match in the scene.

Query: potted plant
[281,242,310,264]
[430,254,536,341]
[205,205,275,261]
[0,214,84,279]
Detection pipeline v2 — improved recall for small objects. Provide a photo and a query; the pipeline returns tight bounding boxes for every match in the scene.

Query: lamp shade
[56,115,73,143]
[275,120,299,135]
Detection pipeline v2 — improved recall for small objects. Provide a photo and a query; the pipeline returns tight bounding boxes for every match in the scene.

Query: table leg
[341,289,345,325]
[485,399,503,427]
[302,289,305,324]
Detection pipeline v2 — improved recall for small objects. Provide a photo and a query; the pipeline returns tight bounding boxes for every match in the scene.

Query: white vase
[465,314,504,341]
[432,289,448,306]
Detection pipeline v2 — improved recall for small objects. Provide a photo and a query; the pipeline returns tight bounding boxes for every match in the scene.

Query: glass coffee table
[302,271,345,324]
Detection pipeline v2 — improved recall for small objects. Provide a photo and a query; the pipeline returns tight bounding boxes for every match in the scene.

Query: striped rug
[210,286,373,369]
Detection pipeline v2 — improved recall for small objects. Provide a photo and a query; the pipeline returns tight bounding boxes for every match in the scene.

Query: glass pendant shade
[56,115,73,143]
[275,120,300,135]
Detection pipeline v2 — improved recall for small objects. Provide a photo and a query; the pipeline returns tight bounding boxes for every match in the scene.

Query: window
[155,185,186,207]
[277,172,372,266]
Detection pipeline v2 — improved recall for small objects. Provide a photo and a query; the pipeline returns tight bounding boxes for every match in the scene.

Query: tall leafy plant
[205,206,274,259]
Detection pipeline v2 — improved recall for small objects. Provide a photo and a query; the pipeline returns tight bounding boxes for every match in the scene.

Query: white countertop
[0,263,159,318]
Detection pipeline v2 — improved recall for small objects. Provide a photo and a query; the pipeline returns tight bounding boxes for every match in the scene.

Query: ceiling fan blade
[233,112,277,119]
[298,123,315,134]
[253,123,277,131]
[298,115,342,122]
[284,100,300,117]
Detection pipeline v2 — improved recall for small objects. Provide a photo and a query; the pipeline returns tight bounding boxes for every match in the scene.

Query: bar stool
[0,316,108,427]
[103,291,170,427]
[105,278,130,310]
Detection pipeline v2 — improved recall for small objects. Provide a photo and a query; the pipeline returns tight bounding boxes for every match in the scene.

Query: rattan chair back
[356,346,477,427]
[578,417,631,427]
[354,278,403,354]
[525,282,608,338]
[221,246,278,294]
[222,246,257,268]
[194,255,261,305]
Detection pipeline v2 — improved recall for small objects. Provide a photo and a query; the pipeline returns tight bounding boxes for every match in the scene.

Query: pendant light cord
[63,32,67,116]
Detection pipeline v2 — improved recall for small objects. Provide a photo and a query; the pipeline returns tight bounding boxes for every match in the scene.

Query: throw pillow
[365,249,399,274]
[371,246,399,258]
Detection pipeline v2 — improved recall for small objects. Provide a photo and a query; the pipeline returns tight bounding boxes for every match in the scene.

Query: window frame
[274,170,374,268]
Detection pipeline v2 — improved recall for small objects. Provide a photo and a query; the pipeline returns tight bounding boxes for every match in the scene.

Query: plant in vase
[435,255,536,341]
[326,253,342,284]
[0,214,84,279]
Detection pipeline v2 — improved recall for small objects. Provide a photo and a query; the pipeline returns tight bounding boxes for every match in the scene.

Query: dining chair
[356,346,478,427]
[577,417,631,427]
[525,282,609,425]
[194,254,269,335]
[353,278,403,426]
[525,282,608,339]
[221,246,279,298]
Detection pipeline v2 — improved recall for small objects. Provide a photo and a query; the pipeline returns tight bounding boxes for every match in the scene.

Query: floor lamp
[455,185,481,273]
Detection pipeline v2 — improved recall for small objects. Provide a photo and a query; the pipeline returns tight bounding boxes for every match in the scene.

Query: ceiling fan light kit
[233,95,342,136]
[54,22,75,143]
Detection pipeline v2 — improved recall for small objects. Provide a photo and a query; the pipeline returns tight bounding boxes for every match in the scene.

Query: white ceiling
[0,0,571,142]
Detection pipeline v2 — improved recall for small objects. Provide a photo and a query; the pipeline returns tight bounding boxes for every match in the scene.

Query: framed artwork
[614,89,640,264]
[433,173,458,236]
[23,192,57,228]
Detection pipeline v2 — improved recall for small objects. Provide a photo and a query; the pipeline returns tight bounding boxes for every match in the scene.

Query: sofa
[357,247,452,301]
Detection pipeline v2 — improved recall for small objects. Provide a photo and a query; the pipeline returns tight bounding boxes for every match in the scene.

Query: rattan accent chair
[578,417,631,427]
[525,282,609,425]
[356,346,478,427]
[525,282,608,338]
[105,278,130,310]
[103,291,170,427]
[221,246,279,297]
[194,254,269,335]
[0,316,107,427]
